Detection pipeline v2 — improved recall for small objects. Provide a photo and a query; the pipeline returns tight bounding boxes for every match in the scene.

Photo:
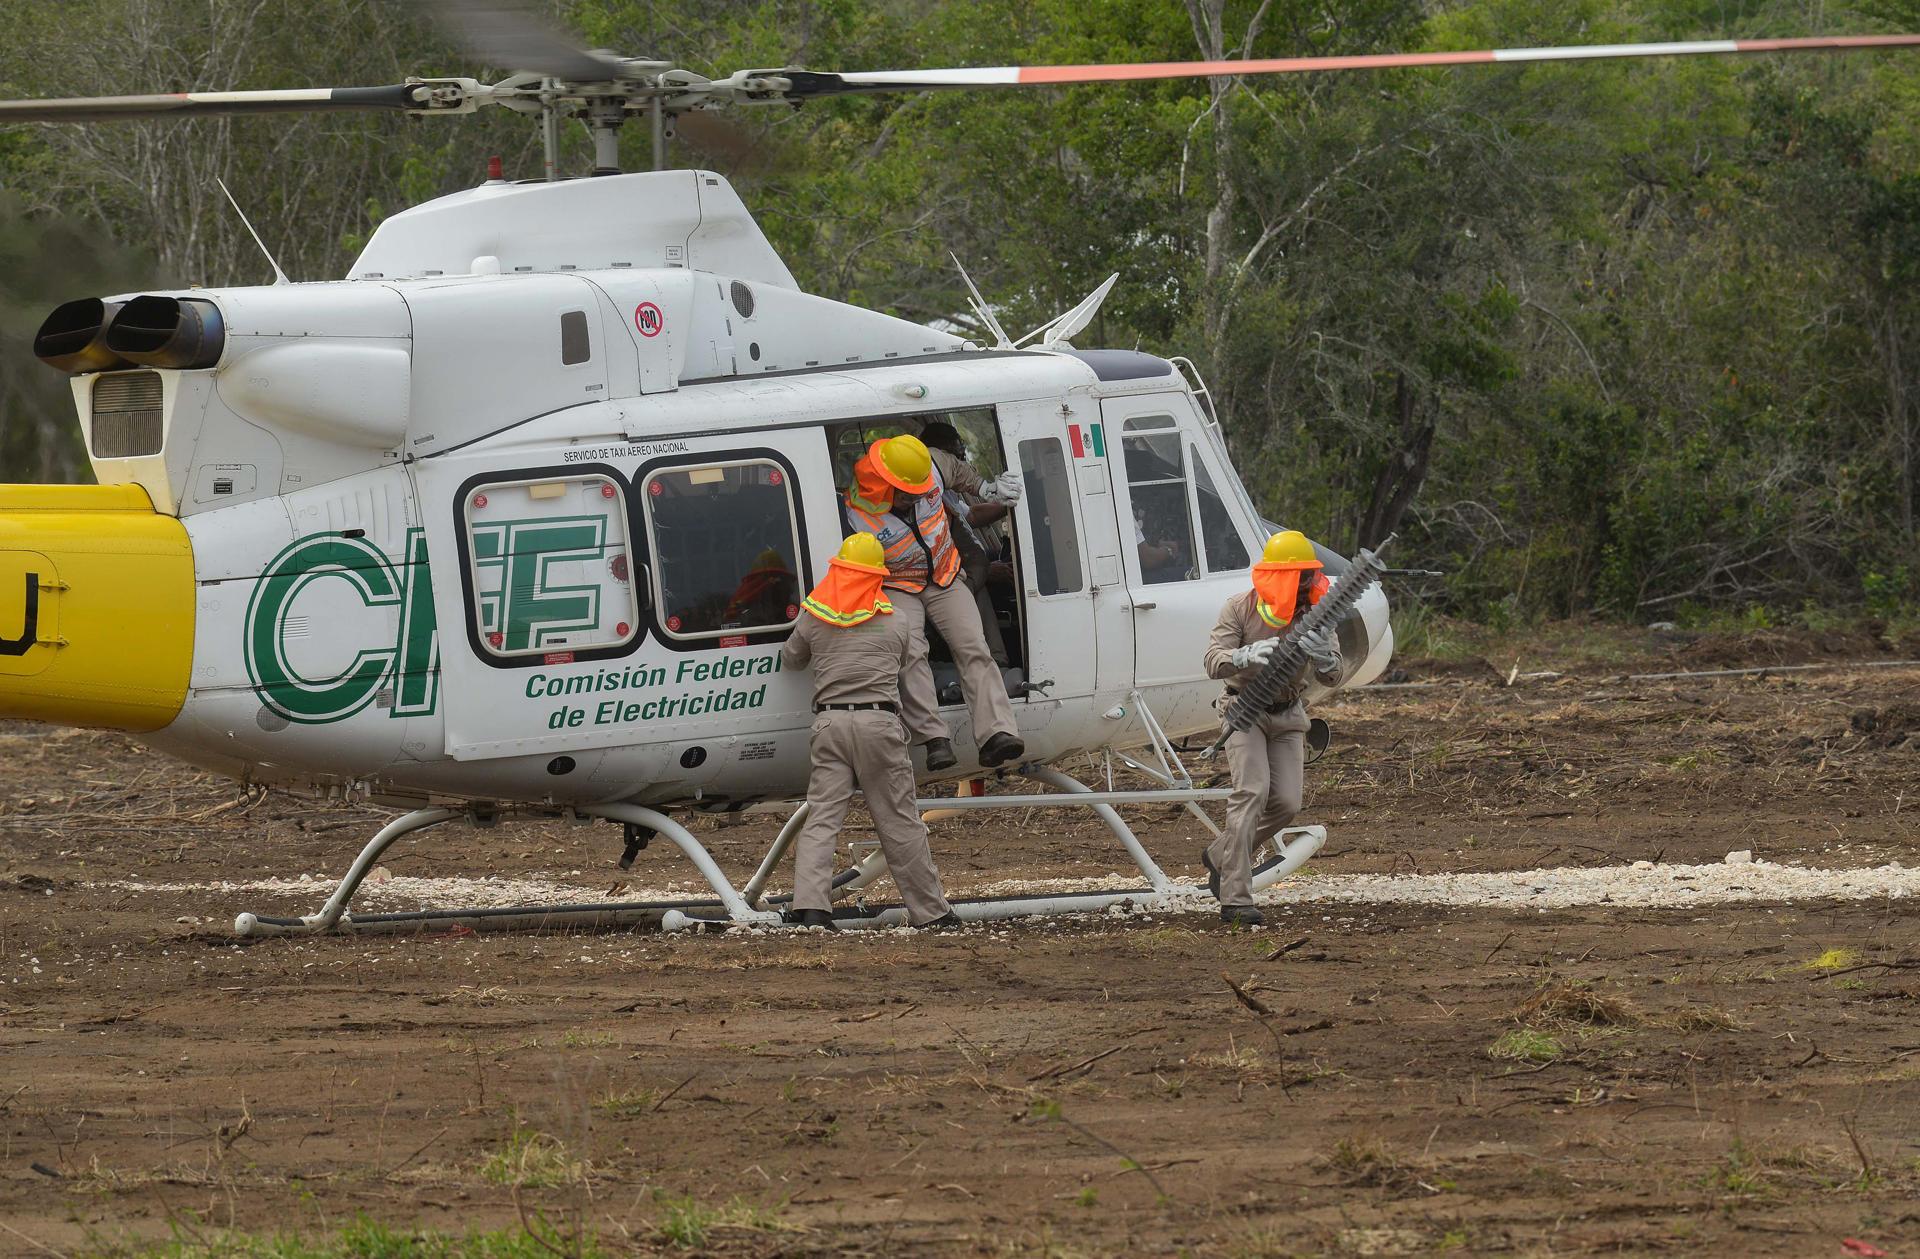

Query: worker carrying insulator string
[780,533,959,931]
[1201,530,1346,926]
[843,433,1024,773]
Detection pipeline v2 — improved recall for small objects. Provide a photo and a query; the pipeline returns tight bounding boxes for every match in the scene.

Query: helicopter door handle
[1130,601,1158,611]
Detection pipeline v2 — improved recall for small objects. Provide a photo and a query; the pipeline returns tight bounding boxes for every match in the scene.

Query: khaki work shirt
[781,610,913,707]
[929,447,1008,557]
[1204,590,1340,716]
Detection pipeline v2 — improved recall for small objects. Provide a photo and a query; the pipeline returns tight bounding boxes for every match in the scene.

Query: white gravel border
[92,857,1917,913]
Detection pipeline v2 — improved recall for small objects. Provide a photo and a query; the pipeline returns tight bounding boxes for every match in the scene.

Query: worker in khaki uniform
[921,421,1016,668]
[1202,530,1343,926]
[843,433,1024,772]
[781,533,958,931]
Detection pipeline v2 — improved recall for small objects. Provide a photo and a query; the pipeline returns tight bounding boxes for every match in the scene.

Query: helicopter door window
[463,473,640,660]
[1017,438,1082,595]
[559,311,592,365]
[1191,444,1251,573]
[1120,417,1199,585]
[643,459,803,642]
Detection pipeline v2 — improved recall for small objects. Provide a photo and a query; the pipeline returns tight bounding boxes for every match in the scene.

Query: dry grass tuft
[1661,1004,1743,1032]
[478,1128,587,1188]
[1318,1136,1428,1191]
[1513,980,1640,1027]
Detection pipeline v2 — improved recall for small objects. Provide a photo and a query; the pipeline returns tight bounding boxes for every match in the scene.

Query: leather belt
[1223,687,1295,715]
[815,701,900,714]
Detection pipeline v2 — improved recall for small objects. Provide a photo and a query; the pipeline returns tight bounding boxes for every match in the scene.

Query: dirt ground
[4,626,1920,1257]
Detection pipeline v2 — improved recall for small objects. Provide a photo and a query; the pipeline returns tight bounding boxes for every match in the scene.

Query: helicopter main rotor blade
[791,33,1920,97]
[0,84,435,123]
[424,0,629,81]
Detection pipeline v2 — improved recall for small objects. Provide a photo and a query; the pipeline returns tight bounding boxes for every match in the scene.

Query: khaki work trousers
[893,580,1018,748]
[791,708,953,925]
[971,580,1010,668]
[1205,710,1306,909]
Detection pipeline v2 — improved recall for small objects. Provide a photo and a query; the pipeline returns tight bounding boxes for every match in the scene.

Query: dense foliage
[3,0,1918,623]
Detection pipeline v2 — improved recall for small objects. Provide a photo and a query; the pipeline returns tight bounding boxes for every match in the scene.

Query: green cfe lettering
[244,530,439,724]
[471,517,606,653]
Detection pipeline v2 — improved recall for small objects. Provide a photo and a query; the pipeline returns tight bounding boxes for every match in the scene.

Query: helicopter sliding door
[1100,391,1259,715]
[415,423,830,803]
[998,398,1116,711]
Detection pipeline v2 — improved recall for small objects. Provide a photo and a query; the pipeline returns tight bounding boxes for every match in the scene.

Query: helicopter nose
[0,484,194,732]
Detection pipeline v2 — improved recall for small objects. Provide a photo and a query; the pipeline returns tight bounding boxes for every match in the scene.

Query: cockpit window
[1121,417,1198,584]
[1192,445,1251,573]
[643,460,804,641]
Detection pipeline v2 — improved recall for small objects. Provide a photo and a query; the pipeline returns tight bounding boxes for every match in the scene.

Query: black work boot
[923,737,958,771]
[916,912,964,930]
[787,909,838,931]
[977,731,1026,767]
[1200,849,1222,900]
[1220,905,1265,927]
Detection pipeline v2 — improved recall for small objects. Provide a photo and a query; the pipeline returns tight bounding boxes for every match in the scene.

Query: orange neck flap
[849,456,896,514]
[802,557,895,627]
[1252,561,1328,628]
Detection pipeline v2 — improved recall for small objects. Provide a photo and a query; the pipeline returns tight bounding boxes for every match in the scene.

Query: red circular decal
[634,301,664,338]
[600,483,616,499]
[487,631,503,648]
[768,469,783,486]
[648,479,664,497]
[666,615,683,632]
[616,621,631,637]
[609,554,629,582]
[785,603,799,620]
[473,493,488,508]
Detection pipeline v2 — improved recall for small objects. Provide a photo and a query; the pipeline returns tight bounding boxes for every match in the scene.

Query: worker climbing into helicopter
[780,532,959,931]
[918,420,1017,669]
[843,433,1025,772]
[1202,530,1344,926]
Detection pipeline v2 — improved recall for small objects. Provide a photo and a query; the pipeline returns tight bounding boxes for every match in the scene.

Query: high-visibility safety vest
[843,462,963,594]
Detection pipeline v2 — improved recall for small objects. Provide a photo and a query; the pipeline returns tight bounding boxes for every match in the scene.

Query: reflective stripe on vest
[844,466,961,594]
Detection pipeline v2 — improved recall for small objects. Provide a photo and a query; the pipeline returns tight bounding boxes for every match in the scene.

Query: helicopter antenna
[215,177,290,285]
[1013,273,1120,349]
[950,252,1011,349]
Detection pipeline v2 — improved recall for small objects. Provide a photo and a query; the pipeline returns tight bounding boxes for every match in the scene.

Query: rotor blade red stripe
[991,34,1920,87]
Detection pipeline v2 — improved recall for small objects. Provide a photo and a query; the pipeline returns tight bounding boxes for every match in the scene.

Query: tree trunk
[1357,373,1435,548]
[1183,0,1234,364]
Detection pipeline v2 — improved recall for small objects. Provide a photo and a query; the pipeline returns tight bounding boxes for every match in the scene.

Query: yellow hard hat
[1261,529,1321,566]
[751,547,787,571]
[837,532,886,568]
[869,434,935,494]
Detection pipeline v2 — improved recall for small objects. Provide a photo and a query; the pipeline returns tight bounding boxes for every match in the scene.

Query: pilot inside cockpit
[723,548,799,628]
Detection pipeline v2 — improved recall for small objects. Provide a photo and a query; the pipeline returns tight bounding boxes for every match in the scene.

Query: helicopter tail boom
[0,484,194,732]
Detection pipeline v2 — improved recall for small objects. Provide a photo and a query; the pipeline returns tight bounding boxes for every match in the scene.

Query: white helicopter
[3,9,1915,934]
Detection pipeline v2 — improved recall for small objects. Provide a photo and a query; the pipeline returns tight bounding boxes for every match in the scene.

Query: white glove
[1302,626,1342,677]
[1229,637,1278,669]
[979,470,1024,505]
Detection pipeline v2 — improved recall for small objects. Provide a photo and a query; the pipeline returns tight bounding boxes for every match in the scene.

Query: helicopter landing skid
[228,768,1326,938]
[231,802,782,938]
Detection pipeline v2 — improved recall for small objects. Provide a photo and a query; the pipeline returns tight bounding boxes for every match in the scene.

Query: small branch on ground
[1263,935,1311,961]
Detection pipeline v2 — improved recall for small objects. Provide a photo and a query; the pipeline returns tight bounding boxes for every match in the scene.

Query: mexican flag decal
[1067,422,1107,458]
